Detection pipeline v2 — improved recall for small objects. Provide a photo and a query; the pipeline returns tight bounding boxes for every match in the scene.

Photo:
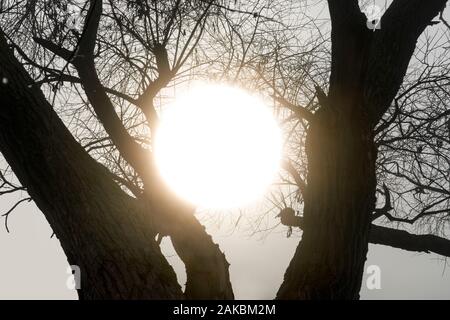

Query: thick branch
[75,59,152,177]
[365,0,448,125]
[33,0,153,179]
[277,213,450,258]
[77,0,102,58]
[370,225,450,257]
[327,0,367,30]
[326,1,371,106]
[32,37,72,61]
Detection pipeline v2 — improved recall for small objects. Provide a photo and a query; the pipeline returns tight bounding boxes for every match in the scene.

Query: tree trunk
[143,182,234,299]
[277,7,377,298]
[277,104,376,299]
[277,0,446,299]
[0,32,182,299]
[169,214,234,299]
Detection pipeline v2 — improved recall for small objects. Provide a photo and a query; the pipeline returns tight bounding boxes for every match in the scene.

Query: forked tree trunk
[0,33,182,299]
[277,7,378,298]
[0,29,233,300]
[277,0,446,299]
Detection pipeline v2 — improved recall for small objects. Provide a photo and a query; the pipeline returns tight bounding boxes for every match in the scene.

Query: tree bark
[167,210,234,299]
[276,2,376,299]
[0,32,182,299]
[277,0,448,299]
[277,105,377,299]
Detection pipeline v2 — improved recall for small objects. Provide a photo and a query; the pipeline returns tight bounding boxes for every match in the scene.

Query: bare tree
[0,0,449,300]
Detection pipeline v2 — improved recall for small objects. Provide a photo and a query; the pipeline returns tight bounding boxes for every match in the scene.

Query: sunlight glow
[154,83,282,209]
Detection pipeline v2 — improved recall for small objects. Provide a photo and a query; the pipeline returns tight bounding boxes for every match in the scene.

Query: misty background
[0,198,449,299]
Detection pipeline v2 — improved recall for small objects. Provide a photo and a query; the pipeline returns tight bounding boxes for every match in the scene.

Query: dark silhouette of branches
[1,0,450,299]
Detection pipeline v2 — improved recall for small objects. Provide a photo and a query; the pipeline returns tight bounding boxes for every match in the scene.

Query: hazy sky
[1,0,450,300]
[0,198,449,300]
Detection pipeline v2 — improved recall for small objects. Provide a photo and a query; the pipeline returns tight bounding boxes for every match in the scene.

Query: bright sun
[154,83,282,209]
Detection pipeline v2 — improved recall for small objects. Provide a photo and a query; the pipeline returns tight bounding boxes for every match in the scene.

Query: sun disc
[154,83,282,209]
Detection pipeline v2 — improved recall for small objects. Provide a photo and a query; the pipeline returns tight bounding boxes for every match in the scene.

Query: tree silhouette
[0,0,449,299]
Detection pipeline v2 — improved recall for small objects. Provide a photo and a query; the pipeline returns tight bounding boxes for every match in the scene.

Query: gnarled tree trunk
[278,0,447,299]
[0,32,182,299]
